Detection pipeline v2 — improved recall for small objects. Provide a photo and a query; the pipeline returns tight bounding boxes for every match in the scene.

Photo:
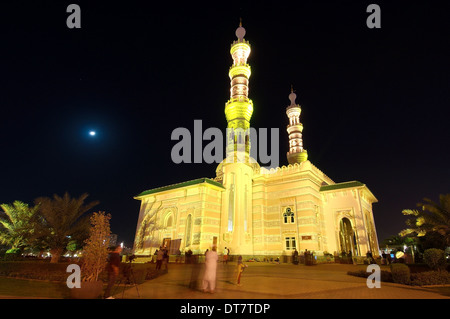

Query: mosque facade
[132,23,380,261]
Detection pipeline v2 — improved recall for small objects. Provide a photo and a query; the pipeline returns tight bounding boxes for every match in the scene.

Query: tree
[381,235,406,249]
[80,212,111,282]
[382,234,418,252]
[419,231,447,251]
[400,193,450,246]
[0,201,38,251]
[34,192,99,263]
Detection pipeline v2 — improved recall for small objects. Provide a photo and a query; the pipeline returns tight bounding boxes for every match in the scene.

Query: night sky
[1,1,449,248]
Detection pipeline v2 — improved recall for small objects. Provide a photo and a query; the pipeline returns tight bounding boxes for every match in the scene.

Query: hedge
[411,271,450,286]
[347,264,450,286]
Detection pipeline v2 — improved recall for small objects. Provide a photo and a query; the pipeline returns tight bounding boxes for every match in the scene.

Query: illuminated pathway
[117,262,450,299]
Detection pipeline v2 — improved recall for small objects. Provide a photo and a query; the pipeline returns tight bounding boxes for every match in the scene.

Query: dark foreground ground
[118,262,450,299]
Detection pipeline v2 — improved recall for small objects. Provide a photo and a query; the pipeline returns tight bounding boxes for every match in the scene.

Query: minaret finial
[286,87,308,164]
[235,18,246,41]
[288,86,297,106]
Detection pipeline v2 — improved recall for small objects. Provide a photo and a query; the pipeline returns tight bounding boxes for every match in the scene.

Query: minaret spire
[286,87,308,164]
[224,20,253,160]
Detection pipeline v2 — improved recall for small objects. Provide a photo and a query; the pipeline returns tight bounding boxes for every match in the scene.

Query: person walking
[162,247,169,270]
[292,248,299,265]
[235,255,247,286]
[104,245,122,299]
[202,246,218,293]
[223,247,228,264]
[156,246,164,270]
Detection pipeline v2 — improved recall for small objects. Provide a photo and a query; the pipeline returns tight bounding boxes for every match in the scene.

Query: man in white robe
[202,246,218,293]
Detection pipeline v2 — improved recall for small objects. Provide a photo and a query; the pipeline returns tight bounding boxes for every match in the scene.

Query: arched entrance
[339,218,357,256]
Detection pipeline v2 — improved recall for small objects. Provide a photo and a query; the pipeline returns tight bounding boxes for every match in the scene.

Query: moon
[89,131,96,136]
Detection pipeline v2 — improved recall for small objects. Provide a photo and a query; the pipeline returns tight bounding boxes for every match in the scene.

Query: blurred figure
[188,253,201,290]
[223,247,228,264]
[292,248,299,265]
[202,246,218,293]
[104,245,123,299]
[235,255,247,286]
[156,246,164,270]
[162,247,169,270]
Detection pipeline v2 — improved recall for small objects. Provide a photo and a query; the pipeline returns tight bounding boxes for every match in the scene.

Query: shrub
[390,263,411,285]
[423,248,447,271]
[80,212,111,282]
[411,270,450,286]
[4,249,22,261]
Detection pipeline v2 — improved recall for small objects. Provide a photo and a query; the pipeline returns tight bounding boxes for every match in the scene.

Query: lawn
[0,260,164,299]
[0,277,71,299]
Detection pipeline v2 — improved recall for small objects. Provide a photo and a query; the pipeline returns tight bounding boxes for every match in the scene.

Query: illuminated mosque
[132,22,380,261]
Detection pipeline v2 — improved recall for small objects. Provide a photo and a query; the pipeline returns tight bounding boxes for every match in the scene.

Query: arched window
[185,214,192,247]
[283,207,295,224]
[164,212,173,228]
[166,215,173,227]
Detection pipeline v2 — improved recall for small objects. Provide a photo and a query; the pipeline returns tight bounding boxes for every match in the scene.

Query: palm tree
[400,193,450,245]
[34,192,99,263]
[0,201,38,251]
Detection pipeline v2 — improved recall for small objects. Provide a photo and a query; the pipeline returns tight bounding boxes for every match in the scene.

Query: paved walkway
[115,262,450,299]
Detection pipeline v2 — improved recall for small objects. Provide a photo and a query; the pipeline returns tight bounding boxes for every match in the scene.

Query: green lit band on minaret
[286,87,308,164]
[225,21,253,159]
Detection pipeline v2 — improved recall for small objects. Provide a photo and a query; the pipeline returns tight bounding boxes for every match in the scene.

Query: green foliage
[411,270,450,286]
[66,240,80,253]
[80,212,111,282]
[419,231,447,251]
[382,235,407,247]
[0,201,39,250]
[390,263,411,285]
[5,248,21,254]
[400,194,450,246]
[33,192,99,263]
[423,248,447,271]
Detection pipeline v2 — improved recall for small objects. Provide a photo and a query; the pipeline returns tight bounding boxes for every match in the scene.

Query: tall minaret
[220,20,254,256]
[286,87,308,164]
[224,20,253,161]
